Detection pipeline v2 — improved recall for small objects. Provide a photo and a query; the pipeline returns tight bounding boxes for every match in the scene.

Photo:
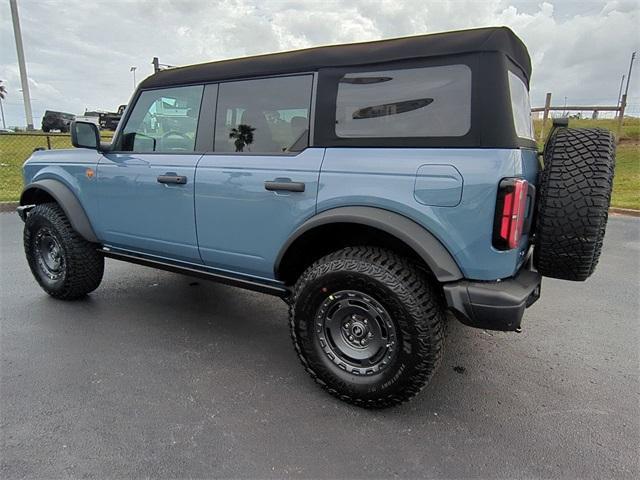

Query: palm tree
[0,80,6,129]
[229,124,255,152]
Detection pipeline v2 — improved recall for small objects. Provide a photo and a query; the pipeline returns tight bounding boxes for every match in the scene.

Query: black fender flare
[275,206,463,283]
[20,179,99,243]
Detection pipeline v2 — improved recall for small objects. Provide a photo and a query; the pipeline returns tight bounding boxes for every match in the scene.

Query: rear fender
[275,206,463,283]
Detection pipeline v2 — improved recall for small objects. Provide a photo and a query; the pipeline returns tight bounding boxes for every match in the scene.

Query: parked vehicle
[76,106,125,131]
[41,110,75,132]
[17,27,615,408]
[99,105,127,130]
[75,112,100,128]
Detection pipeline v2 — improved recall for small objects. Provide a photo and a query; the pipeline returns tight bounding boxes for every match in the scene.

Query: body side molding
[275,206,463,283]
[20,179,99,243]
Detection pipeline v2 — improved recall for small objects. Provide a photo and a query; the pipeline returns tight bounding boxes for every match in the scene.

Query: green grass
[0,132,113,202]
[0,122,638,209]
[611,144,640,209]
[532,117,640,209]
[534,116,640,143]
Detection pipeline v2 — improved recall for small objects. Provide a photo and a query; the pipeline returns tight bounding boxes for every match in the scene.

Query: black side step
[99,248,290,298]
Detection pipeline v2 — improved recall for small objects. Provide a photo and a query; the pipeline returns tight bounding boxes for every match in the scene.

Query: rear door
[95,85,206,263]
[195,74,323,279]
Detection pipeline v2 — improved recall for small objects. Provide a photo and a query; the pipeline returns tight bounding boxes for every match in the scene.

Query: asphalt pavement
[1,212,638,479]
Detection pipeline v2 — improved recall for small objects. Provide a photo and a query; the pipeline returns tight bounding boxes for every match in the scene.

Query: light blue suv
[18,27,615,407]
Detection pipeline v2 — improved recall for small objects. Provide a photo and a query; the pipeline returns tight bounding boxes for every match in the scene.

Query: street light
[130,66,137,89]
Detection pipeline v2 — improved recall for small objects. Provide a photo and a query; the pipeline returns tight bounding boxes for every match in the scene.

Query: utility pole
[0,80,6,129]
[623,51,636,99]
[616,74,625,115]
[9,0,34,130]
[0,97,5,129]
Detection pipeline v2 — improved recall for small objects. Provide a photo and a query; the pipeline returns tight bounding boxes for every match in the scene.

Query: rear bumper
[443,268,541,331]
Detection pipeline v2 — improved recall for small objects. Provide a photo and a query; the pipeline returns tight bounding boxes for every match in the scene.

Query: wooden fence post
[616,94,627,142]
[539,92,552,142]
[46,135,51,149]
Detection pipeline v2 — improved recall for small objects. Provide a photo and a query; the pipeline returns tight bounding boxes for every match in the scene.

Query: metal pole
[540,92,552,142]
[9,0,34,130]
[617,74,625,105]
[623,52,636,99]
[616,74,625,118]
[0,98,5,129]
[130,66,137,89]
[617,94,627,142]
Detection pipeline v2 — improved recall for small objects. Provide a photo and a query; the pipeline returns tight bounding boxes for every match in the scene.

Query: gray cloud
[1,0,638,127]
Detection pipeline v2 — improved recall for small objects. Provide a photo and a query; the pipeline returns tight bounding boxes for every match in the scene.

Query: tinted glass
[120,85,204,152]
[335,65,471,138]
[74,122,98,148]
[214,75,313,153]
[508,71,534,140]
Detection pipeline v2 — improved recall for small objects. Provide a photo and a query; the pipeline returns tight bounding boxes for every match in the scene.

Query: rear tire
[24,203,104,299]
[534,127,616,281]
[290,246,445,408]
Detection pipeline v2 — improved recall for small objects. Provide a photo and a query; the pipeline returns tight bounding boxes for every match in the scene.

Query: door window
[214,75,313,154]
[120,85,204,152]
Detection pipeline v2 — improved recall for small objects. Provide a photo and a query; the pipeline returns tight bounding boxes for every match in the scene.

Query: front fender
[20,179,99,243]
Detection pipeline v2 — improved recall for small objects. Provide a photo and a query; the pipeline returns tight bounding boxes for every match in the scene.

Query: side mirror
[71,121,100,149]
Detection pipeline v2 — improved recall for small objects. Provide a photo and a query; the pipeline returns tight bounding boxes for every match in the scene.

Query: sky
[1,0,639,128]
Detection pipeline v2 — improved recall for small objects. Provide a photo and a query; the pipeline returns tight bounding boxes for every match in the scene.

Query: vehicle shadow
[82,264,505,415]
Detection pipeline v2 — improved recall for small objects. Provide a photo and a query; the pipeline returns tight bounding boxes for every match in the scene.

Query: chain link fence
[0,132,114,202]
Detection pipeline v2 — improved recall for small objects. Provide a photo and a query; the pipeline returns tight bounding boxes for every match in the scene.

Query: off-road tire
[290,246,445,408]
[24,203,104,299]
[535,127,615,281]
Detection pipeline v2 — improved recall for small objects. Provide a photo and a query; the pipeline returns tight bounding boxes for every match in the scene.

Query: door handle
[264,180,305,192]
[157,174,187,185]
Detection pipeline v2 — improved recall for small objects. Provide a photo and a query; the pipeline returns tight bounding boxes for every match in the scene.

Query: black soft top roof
[140,26,531,89]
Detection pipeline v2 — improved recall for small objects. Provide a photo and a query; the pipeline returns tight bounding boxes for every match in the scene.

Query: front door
[95,85,205,263]
[195,75,322,279]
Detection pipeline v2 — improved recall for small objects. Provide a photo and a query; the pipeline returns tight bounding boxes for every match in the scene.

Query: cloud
[1,0,638,127]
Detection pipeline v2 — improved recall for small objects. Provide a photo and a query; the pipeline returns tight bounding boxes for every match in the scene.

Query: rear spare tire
[535,127,615,281]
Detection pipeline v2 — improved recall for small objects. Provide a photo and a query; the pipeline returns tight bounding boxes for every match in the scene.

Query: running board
[98,248,290,298]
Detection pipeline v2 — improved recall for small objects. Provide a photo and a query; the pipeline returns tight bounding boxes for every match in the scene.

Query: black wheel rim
[315,290,398,375]
[35,228,65,280]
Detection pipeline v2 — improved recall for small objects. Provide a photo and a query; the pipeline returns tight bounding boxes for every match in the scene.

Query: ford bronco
[18,27,615,408]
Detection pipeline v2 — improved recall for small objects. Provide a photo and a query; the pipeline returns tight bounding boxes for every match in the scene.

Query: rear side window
[508,71,534,140]
[335,65,471,138]
[120,85,204,152]
[214,75,313,154]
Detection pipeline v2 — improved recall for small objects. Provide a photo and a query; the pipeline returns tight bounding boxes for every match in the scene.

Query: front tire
[24,203,104,300]
[290,247,445,408]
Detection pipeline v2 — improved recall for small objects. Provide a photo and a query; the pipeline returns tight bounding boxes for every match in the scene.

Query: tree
[229,123,255,152]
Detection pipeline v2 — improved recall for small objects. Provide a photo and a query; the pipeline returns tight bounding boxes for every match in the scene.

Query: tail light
[493,178,529,250]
